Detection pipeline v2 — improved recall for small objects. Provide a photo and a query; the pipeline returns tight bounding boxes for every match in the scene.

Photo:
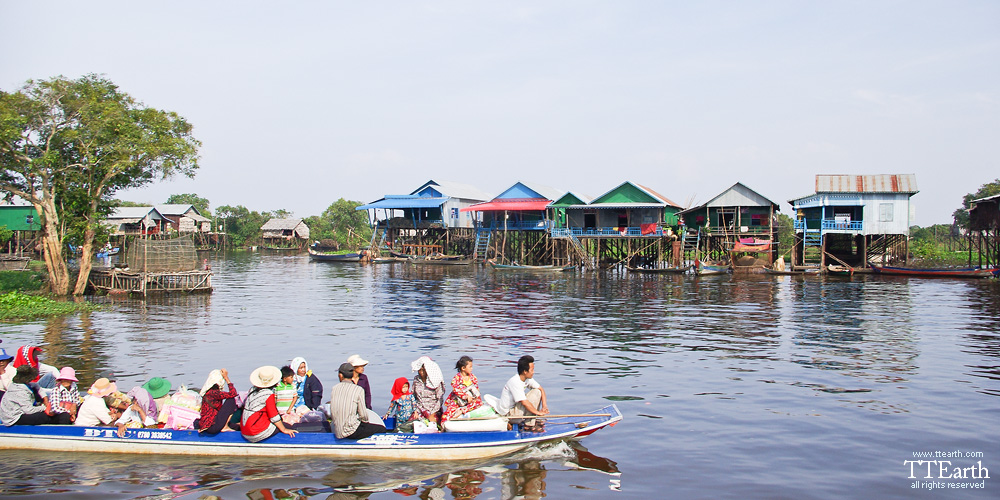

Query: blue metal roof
[356,196,449,210]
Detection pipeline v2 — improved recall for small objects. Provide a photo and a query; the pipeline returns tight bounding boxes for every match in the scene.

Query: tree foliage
[166,193,211,218]
[215,204,276,248]
[303,199,372,249]
[952,178,1000,229]
[0,75,200,294]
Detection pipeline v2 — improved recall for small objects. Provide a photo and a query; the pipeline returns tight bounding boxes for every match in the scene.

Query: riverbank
[0,291,99,321]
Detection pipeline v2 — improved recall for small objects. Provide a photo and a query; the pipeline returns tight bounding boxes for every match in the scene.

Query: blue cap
[0,348,12,362]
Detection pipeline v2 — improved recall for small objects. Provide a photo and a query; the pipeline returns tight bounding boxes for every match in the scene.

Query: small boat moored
[626,265,691,274]
[871,265,999,278]
[488,261,576,272]
[826,264,854,276]
[308,247,362,262]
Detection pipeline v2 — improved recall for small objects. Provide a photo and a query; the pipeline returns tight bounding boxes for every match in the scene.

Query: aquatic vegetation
[0,291,97,321]
[0,270,47,292]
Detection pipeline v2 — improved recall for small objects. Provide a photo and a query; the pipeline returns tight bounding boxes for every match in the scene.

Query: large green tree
[0,75,200,294]
[303,199,371,249]
[953,178,1000,229]
[215,204,275,247]
[166,193,211,218]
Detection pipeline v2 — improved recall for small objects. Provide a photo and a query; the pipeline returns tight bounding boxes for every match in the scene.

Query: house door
[584,213,597,228]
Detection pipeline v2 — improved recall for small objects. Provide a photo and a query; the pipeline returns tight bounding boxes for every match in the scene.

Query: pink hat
[56,367,78,382]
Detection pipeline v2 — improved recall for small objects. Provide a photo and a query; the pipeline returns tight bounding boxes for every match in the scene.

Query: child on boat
[383,377,418,432]
[274,366,298,415]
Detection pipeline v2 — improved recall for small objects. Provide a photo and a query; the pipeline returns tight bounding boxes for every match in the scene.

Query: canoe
[409,256,472,266]
[871,265,998,278]
[826,264,854,276]
[763,268,804,275]
[371,257,407,264]
[0,404,621,460]
[626,265,690,274]
[489,261,576,272]
[308,247,361,262]
[695,264,730,276]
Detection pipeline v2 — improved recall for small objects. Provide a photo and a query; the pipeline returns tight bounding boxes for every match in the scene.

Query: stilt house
[788,174,918,268]
[461,182,563,263]
[677,182,779,266]
[260,218,310,250]
[156,204,211,233]
[968,193,1000,268]
[105,207,168,236]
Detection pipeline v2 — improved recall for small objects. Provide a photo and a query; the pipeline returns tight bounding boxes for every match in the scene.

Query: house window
[879,203,893,222]
[451,208,458,219]
[750,214,767,226]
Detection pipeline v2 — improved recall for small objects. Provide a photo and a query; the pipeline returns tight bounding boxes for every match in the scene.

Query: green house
[556,182,681,236]
[0,205,42,231]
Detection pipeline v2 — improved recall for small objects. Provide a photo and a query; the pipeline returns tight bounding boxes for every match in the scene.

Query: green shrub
[0,291,97,321]
[0,271,47,293]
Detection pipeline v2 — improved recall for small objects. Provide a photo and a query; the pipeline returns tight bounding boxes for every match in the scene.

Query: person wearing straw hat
[346,354,372,410]
[241,366,297,443]
[0,365,71,426]
[75,377,123,427]
[330,362,385,439]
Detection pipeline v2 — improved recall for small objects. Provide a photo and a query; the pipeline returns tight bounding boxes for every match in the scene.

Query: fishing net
[126,235,199,272]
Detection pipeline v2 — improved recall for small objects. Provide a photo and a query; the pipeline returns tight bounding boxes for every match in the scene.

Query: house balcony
[551,226,671,238]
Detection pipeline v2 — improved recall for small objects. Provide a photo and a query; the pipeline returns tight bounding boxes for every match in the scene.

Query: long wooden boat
[871,265,999,278]
[489,261,576,272]
[371,256,407,264]
[626,265,691,274]
[308,247,361,262]
[763,268,804,275]
[408,256,472,266]
[0,405,621,460]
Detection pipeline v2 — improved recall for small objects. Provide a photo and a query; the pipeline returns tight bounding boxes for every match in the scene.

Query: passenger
[346,354,372,410]
[241,365,297,443]
[196,368,239,434]
[290,356,323,411]
[330,362,385,439]
[126,384,160,423]
[274,366,298,415]
[497,355,549,432]
[140,377,172,412]
[442,356,484,422]
[75,378,122,427]
[13,345,58,389]
[0,365,71,425]
[115,392,155,436]
[48,367,81,423]
[0,348,15,400]
[410,356,445,424]
[383,377,418,433]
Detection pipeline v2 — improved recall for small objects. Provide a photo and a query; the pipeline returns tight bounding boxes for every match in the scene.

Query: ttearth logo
[905,450,989,490]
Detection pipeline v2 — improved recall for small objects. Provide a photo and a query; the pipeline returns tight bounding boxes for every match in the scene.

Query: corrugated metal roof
[815,174,918,193]
[260,218,305,231]
[108,207,163,220]
[356,197,449,210]
[460,199,552,212]
[412,180,492,201]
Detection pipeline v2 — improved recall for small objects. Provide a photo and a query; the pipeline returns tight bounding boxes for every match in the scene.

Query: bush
[0,271,47,293]
[0,291,98,321]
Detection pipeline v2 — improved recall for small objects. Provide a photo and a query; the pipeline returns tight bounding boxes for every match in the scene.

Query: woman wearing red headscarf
[13,346,58,388]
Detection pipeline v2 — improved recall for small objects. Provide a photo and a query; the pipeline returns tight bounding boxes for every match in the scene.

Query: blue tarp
[355,196,449,211]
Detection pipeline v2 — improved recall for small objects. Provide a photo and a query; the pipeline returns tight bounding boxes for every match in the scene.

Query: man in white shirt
[497,355,548,432]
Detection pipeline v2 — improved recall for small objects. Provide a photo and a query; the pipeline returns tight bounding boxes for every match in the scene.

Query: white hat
[347,354,369,367]
[249,365,281,388]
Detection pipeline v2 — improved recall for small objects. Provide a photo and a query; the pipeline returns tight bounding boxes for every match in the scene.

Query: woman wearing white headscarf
[290,357,324,411]
[410,356,445,423]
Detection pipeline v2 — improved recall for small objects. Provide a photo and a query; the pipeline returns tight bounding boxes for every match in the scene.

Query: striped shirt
[329,381,367,439]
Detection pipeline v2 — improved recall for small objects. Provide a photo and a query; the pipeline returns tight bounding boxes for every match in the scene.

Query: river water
[1,252,997,499]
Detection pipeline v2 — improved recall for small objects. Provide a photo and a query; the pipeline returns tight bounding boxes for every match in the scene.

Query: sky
[1,1,997,225]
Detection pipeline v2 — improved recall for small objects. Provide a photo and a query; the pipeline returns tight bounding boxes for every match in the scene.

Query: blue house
[357,180,491,229]
[788,174,918,268]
